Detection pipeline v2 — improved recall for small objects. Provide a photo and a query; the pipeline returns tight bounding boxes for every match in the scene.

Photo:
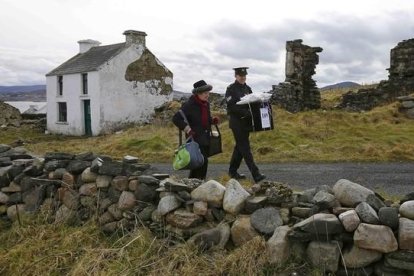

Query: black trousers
[189,145,209,180]
[229,128,259,178]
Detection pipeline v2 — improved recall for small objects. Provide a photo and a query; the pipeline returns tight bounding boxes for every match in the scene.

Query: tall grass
[1,93,414,163]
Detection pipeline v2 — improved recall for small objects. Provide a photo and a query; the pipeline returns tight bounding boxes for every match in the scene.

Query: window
[57,76,63,95]
[82,73,88,94]
[58,102,67,122]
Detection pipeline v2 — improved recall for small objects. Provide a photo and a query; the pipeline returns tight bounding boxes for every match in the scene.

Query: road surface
[150,162,414,197]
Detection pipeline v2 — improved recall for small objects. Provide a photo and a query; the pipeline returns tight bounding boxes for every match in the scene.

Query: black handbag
[208,124,222,157]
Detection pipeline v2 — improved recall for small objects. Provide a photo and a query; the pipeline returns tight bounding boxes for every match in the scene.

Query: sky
[1,0,414,93]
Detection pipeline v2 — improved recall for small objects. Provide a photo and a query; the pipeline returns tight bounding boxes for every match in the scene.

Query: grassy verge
[2,100,414,163]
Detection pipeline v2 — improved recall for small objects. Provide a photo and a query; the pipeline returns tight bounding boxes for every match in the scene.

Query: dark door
[83,100,92,136]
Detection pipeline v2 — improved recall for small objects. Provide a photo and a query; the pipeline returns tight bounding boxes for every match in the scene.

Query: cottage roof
[46,43,126,76]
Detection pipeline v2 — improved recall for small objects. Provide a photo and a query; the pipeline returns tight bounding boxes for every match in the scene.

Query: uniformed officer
[225,67,266,183]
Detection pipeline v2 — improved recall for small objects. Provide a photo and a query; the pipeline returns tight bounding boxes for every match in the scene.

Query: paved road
[150,162,414,197]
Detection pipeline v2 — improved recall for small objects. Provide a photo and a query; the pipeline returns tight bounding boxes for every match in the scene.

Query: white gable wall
[98,45,173,133]
[46,71,100,135]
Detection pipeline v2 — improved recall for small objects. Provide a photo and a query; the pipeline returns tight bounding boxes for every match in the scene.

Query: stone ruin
[1,144,414,274]
[269,39,323,113]
[339,38,414,111]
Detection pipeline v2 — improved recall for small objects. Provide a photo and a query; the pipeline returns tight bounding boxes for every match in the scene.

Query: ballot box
[248,101,274,132]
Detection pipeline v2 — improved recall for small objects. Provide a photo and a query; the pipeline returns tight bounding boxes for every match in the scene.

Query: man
[225,67,266,183]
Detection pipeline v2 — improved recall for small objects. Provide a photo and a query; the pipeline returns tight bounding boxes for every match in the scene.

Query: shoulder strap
[179,109,189,125]
[178,109,190,146]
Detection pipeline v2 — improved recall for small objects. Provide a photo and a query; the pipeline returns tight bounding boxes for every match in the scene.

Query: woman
[172,80,219,179]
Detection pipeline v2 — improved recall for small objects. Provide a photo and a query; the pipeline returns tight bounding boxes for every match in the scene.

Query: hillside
[320,81,360,91]
[0,85,46,101]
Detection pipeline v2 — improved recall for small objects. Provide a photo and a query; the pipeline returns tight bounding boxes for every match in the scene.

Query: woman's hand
[212,117,220,125]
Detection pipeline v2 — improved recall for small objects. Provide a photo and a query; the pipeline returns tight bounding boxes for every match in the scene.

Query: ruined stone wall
[1,144,414,274]
[339,38,414,111]
[269,40,323,113]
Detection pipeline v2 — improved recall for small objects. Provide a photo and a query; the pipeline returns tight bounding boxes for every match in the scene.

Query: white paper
[237,92,272,105]
[260,107,271,128]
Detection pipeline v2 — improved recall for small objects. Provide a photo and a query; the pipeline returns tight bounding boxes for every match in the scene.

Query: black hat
[233,67,249,76]
[192,80,213,94]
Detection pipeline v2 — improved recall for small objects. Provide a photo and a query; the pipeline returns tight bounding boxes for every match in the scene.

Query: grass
[2,93,414,163]
[1,90,410,275]
[0,215,314,275]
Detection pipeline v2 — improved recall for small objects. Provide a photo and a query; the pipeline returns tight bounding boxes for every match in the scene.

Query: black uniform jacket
[225,81,253,132]
[172,95,212,147]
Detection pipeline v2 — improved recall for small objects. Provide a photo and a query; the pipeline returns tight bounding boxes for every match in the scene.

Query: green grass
[2,99,414,163]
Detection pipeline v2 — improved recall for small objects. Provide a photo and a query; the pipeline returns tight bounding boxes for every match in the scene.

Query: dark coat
[172,95,212,146]
[225,81,253,132]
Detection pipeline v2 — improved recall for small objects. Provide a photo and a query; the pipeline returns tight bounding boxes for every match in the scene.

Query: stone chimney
[123,30,147,47]
[78,39,101,53]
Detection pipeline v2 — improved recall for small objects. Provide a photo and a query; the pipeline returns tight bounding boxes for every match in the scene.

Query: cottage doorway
[83,100,92,136]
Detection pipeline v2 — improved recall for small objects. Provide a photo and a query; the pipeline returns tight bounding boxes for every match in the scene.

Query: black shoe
[253,173,266,183]
[229,172,246,180]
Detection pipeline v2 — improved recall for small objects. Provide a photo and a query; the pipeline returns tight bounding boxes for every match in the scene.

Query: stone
[62,172,75,188]
[107,186,122,203]
[188,223,230,250]
[49,168,67,179]
[193,201,208,216]
[267,225,291,265]
[66,160,91,175]
[99,198,112,212]
[306,241,341,273]
[107,204,123,220]
[279,208,290,225]
[23,186,46,212]
[338,209,360,232]
[355,202,379,224]
[230,216,259,247]
[191,180,226,208]
[7,204,25,221]
[354,223,398,253]
[223,179,250,214]
[96,175,112,188]
[400,200,414,219]
[79,183,97,196]
[166,209,203,229]
[81,167,98,183]
[251,207,283,235]
[44,160,70,172]
[118,191,136,210]
[157,195,181,216]
[128,179,139,191]
[1,182,21,193]
[165,223,212,240]
[59,188,80,210]
[379,207,399,230]
[333,179,374,207]
[137,175,160,186]
[137,205,156,221]
[55,204,77,225]
[375,262,408,276]
[400,192,414,204]
[398,218,414,250]
[80,196,96,210]
[111,176,129,191]
[152,173,169,180]
[44,152,74,161]
[292,207,311,218]
[101,221,118,234]
[8,192,22,205]
[75,152,98,161]
[123,155,139,163]
[312,190,336,209]
[162,178,191,192]
[134,183,157,203]
[385,250,414,271]
[244,196,267,214]
[293,213,344,235]
[342,245,382,268]
[98,161,124,176]
[366,193,386,212]
[0,191,9,204]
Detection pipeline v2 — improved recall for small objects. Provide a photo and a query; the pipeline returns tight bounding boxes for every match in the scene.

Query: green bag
[173,137,204,170]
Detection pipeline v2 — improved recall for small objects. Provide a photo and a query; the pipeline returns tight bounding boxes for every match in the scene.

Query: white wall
[46,44,172,136]
[46,72,100,135]
[98,45,173,133]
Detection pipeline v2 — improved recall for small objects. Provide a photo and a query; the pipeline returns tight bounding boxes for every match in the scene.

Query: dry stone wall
[339,38,414,111]
[269,39,323,113]
[1,144,414,275]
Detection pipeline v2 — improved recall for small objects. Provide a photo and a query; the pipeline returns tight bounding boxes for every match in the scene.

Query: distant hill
[0,85,46,101]
[173,90,191,100]
[320,81,361,91]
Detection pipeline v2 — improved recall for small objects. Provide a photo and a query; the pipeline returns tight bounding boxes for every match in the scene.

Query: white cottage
[46,30,173,136]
